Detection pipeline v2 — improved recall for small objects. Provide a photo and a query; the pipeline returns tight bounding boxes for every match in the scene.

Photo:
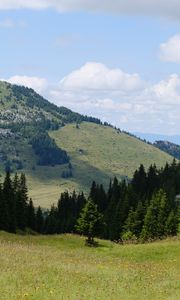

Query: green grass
[0,121,173,208]
[0,232,179,300]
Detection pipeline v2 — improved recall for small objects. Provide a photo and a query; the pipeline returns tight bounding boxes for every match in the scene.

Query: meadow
[0,121,173,208]
[0,232,179,300]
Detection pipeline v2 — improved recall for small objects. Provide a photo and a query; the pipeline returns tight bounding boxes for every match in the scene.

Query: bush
[121,231,138,243]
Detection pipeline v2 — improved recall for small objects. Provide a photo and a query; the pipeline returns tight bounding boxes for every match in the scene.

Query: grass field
[24,122,173,207]
[0,122,173,208]
[0,232,179,300]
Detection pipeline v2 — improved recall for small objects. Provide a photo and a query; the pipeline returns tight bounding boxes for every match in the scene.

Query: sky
[1,1,180,134]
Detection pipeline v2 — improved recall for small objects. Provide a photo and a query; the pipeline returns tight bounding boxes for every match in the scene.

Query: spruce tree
[3,172,16,233]
[27,199,36,231]
[45,205,58,234]
[165,210,179,236]
[0,183,9,231]
[76,198,103,245]
[141,189,170,240]
[36,206,44,233]
[14,174,28,230]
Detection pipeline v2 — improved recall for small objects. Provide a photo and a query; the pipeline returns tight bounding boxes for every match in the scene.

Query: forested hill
[0,80,101,171]
[154,140,180,160]
[0,81,101,126]
[0,81,174,207]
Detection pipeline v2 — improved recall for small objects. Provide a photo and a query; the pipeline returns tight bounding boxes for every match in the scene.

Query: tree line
[0,160,179,244]
[44,160,180,243]
[0,172,44,233]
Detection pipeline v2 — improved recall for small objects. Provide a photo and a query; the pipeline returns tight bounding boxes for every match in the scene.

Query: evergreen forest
[0,160,179,243]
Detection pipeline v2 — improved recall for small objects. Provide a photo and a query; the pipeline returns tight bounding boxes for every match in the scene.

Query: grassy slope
[25,122,173,208]
[0,121,173,208]
[0,232,179,300]
[48,122,172,194]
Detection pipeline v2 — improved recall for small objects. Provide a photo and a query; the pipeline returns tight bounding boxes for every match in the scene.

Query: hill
[154,140,180,160]
[25,123,173,207]
[0,232,179,300]
[135,132,180,145]
[0,81,174,207]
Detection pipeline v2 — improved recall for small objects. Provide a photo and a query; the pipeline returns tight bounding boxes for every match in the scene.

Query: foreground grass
[0,233,179,300]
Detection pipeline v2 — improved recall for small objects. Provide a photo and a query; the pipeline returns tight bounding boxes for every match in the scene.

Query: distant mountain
[134,132,180,145]
[154,140,180,160]
[0,81,173,207]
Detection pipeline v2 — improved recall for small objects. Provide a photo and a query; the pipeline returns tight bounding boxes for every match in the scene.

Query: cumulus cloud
[0,0,180,20]
[49,63,180,134]
[60,62,145,92]
[2,63,180,134]
[152,74,180,102]
[3,75,48,93]
[160,35,180,63]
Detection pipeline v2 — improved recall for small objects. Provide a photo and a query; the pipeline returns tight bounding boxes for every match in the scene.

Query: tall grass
[0,232,179,299]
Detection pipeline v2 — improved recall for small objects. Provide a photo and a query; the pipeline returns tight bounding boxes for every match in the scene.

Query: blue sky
[1,1,180,135]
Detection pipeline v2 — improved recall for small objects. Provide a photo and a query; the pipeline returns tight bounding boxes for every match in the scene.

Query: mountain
[134,132,180,145]
[0,81,173,207]
[154,140,180,160]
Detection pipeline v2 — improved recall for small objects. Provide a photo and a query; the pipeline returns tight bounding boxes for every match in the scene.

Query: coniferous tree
[15,174,28,230]
[165,210,179,236]
[146,164,159,199]
[141,189,170,240]
[36,206,44,233]
[123,201,145,238]
[27,199,36,231]
[3,172,16,233]
[132,164,147,197]
[76,198,103,245]
[0,183,9,231]
[45,205,58,234]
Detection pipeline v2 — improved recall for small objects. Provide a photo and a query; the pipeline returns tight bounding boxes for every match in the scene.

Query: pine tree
[3,172,16,233]
[36,206,44,233]
[15,174,28,230]
[141,189,170,240]
[27,199,36,231]
[0,183,9,231]
[165,210,179,236]
[123,201,145,239]
[76,198,103,245]
[146,164,159,199]
[45,205,58,234]
[132,164,147,197]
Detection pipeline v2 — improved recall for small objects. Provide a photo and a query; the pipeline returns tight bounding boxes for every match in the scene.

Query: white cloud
[160,35,180,63]
[152,74,180,103]
[3,63,180,134]
[60,62,145,92]
[0,1,180,20]
[0,0,50,10]
[3,75,48,93]
[49,63,180,134]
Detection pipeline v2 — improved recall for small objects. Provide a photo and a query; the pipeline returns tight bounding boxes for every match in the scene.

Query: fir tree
[0,183,9,231]
[165,210,179,236]
[141,189,170,240]
[36,206,44,233]
[27,199,36,231]
[76,198,103,245]
[3,172,16,233]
